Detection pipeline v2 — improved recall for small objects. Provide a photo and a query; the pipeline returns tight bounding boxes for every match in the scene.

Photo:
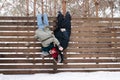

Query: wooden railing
[0,16,120,74]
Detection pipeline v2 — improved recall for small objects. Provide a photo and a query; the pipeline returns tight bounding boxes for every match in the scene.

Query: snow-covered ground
[0,71,120,80]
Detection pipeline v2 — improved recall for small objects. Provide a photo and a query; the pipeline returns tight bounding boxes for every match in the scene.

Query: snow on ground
[0,71,120,80]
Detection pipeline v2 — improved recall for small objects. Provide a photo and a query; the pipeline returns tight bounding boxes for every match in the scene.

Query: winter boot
[57,52,64,63]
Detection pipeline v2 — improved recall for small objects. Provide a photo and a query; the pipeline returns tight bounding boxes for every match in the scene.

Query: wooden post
[41,0,44,14]
[109,1,117,58]
[94,0,99,64]
[49,0,52,16]
[87,0,90,17]
[54,0,57,16]
[32,0,36,64]
[33,0,36,26]
[62,0,66,16]
[34,0,36,17]
[94,0,99,17]
[45,0,48,13]
[26,0,29,17]
[26,0,30,59]
[84,0,90,17]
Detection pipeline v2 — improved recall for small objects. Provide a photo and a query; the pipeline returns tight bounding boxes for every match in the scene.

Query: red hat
[50,47,58,58]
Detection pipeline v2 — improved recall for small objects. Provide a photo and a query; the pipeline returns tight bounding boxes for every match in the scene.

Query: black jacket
[54,11,71,50]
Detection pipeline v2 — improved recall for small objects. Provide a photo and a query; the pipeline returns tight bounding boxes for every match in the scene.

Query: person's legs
[64,11,71,37]
[43,13,49,27]
[37,14,44,29]
[57,11,64,28]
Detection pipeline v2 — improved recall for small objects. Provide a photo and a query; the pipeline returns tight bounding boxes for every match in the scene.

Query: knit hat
[50,47,58,58]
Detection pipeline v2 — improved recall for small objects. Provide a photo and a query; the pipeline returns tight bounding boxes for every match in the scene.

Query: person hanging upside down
[34,13,63,63]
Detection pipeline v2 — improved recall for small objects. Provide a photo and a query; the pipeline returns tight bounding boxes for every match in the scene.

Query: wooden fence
[0,16,120,74]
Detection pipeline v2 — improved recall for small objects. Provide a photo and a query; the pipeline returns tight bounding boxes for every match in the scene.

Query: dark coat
[54,11,71,50]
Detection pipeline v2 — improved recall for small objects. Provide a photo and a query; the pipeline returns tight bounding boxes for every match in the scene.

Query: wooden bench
[0,16,120,74]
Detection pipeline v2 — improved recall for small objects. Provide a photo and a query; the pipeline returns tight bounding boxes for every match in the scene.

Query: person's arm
[52,35,63,51]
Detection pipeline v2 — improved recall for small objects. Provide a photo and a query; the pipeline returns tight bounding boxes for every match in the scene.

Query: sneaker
[57,53,64,63]
[41,51,49,57]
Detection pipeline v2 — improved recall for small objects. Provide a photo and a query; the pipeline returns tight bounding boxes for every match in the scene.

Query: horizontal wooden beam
[66,48,120,53]
[0,32,120,37]
[1,69,120,74]
[0,64,119,69]
[0,16,56,20]
[0,43,120,48]
[0,37,120,42]
[71,32,120,37]
[0,22,55,26]
[0,27,36,31]
[0,70,55,74]
[72,17,120,21]
[0,53,120,58]
[0,59,119,63]
[0,16,120,21]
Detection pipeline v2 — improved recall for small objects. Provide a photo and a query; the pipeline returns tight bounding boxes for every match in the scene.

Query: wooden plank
[72,27,120,32]
[0,53,119,58]
[72,17,120,21]
[71,32,120,37]
[0,27,36,31]
[68,43,120,48]
[0,70,55,74]
[0,43,41,47]
[57,64,120,68]
[0,38,37,42]
[1,31,120,37]
[0,16,56,20]
[72,22,120,26]
[0,43,112,48]
[0,54,41,58]
[0,22,120,27]
[0,26,119,32]
[0,59,54,63]
[0,37,120,42]
[0,48,120,53]
[0,43,120,48]
[0,22,36,26]
[0,59,119,63]
[0,49,41,52]
[0,32,34,36]
[0,17,120,21]
[64,53,120,58]
[0,22,55,26]
[66,48,120,53]
[64,59,120,63]
[57,69,120,72]
[0,65,55,69]
[70,38,120,42]
[0,64,119,69]
[72,27,106,31]
[0,16,36,20]
[1,69,120,74]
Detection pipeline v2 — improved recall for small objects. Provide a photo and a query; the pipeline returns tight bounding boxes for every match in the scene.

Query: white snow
[0,71,120,80]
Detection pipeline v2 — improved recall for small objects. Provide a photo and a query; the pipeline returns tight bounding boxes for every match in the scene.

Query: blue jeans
[37,13,49,29]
